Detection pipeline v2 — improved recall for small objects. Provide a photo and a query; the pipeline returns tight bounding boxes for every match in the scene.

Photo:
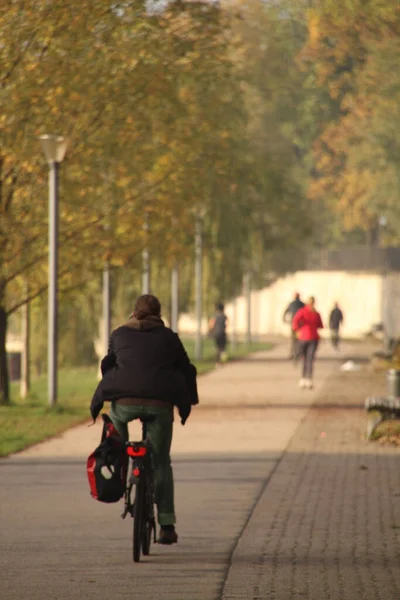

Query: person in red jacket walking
[292,296,324,389]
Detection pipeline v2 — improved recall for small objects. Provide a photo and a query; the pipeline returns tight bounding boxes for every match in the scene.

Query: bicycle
[120,415,157,563]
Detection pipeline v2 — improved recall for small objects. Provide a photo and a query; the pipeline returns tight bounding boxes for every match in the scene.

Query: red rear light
[133,467,140,477]
[127,446,147,458]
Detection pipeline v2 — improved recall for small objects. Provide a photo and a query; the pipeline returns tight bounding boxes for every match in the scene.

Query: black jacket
[90,316,198,422]
[283,298,305,324]
[329,307,343,330]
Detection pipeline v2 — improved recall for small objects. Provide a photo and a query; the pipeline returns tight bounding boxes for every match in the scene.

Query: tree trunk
[0,305,10,404]
[20,298,30,398]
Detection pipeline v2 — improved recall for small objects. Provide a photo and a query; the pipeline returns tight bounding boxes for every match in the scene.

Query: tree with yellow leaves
[300,0,400,238]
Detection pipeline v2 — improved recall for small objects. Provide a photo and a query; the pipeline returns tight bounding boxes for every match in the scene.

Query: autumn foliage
[1,0,399,402]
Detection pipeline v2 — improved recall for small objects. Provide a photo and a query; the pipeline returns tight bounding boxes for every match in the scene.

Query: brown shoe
[158,526,178,545]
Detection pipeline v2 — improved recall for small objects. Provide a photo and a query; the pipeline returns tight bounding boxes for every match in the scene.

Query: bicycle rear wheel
[133,477,145,562]
[142,475,155,556]
[142,520,152,556]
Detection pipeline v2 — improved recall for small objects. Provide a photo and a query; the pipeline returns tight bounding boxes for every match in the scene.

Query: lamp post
[244,271,252,347]
[195,214,203,361]
[378,215,387,248]
[142,211,150,294]
[102,262,111,356]
[39,134,68,407]
[171,262,179,333]
[379,215,390,353]
[101,169,113,356]
[231,295,237,352]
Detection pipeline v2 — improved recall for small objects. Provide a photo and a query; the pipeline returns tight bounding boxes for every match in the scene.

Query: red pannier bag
[86,414,127,503]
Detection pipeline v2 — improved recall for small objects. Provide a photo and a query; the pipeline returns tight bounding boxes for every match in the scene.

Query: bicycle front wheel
[133,477,145,563]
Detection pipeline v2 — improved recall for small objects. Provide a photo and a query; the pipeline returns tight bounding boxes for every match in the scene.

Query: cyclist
[90,294,198,545]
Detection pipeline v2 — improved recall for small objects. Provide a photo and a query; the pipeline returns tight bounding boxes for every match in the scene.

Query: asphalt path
[0,340,360,600]
[1,453,276,600]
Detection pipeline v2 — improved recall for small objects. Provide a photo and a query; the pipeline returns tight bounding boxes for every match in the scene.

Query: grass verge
[0,339,271,457]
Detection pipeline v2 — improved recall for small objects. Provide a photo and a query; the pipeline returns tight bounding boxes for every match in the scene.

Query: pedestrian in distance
[90,294,199,545]
[292,296,324,390]
[329,302,344,350]
[283,292,305,361]
[208,302,228,365]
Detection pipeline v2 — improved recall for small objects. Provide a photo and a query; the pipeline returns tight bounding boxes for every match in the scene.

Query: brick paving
[222,370,400,600]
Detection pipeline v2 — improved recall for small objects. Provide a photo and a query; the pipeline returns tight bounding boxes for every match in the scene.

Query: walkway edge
[219,399,313,600]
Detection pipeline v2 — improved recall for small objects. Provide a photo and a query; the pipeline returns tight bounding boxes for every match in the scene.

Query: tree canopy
[3,0,400,402]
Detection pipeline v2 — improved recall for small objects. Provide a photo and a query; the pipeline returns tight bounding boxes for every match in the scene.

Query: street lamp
[194,212,204,361]
[231,294,237,352]
[378,215,390,353]
[39,134,68,407]
[142,211,150,294]
[170,262,179,333]
[102,260,111,357]
[243,271,252,347]
[378,215,387,248]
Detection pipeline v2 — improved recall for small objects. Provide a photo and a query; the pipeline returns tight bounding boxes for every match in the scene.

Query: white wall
[383,273,400,339]
[178,270,393,339]
[6,334,23,353]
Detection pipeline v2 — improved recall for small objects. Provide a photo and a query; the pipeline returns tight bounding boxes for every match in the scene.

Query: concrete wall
[6,271,399,355]
[383,273,400,339]
[6,334,23,353]
[178,270,397,339]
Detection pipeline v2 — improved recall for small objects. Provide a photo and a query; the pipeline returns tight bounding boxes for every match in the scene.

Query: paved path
[1,339,399,599]
[222,367,400,600]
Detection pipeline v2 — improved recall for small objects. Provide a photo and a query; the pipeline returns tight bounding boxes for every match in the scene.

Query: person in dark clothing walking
[292,296,324,389]
[283,292,305,360]
[329,302,344,350]
[208,303,228,365]
[90,294,198,545]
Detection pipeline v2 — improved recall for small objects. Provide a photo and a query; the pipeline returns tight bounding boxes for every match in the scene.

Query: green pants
[109,402,175,526]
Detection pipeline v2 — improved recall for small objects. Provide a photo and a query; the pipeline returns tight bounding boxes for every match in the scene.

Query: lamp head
[39,134,68,163]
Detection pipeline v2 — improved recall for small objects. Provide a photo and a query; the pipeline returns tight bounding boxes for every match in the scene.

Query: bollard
[387,369,400,398]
